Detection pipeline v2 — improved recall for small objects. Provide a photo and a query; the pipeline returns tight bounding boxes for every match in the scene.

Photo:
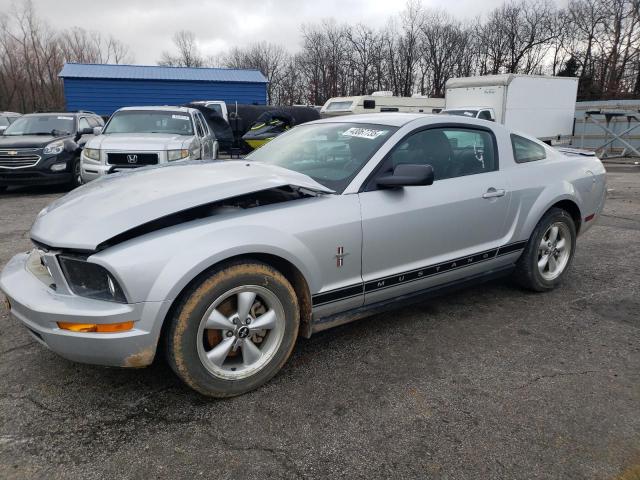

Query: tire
[513,208,577,292]
[0,186,7,194]
[165,261,300,397]
[69,157,82,189]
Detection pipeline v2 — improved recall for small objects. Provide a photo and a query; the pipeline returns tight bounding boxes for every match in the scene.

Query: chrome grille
[107,152,159,166]
[0,149,41,168]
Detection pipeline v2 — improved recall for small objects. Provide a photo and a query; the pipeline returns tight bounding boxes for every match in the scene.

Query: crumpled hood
[31,160,333,250]
[88,133,191,151]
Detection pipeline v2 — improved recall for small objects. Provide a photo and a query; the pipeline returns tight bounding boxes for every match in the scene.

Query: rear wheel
[513,208,576,292]
[165,261,300,397]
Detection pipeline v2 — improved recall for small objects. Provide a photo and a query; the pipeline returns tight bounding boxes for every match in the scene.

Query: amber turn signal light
[57,321,134,333]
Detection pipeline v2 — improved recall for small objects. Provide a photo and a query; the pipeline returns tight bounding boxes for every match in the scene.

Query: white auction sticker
[342,127,388,140]
[172,114,190,120]
[57,116,74,120]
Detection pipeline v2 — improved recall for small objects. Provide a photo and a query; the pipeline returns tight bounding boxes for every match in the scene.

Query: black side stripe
[311,284,364,307]
[496,241,527,256]
[312,240,527,307]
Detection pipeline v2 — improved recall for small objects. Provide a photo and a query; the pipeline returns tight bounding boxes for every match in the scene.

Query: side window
[194,115,205,137]
[384,127,497,182]
[511,134,546,163]
[87,117,99,128]
[78,117,91,132]
[198,112,210,135]
[478,110,493,121]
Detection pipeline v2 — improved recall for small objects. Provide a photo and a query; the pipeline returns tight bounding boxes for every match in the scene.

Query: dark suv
[0,112,104,192]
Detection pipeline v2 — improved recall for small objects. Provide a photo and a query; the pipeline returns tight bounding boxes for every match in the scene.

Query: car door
[358,125,513,305]
[194,113,212,159]
[200,112,215,158]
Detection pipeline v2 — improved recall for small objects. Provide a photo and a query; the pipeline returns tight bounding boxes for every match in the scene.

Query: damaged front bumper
[0,252,168,368]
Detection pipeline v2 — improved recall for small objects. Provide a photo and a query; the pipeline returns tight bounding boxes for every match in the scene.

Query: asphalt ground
[0,163,639,479]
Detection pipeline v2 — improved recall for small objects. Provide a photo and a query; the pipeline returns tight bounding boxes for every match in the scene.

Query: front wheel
[69,158,82,188]
[513,208,577,292]
[165,261,300,397]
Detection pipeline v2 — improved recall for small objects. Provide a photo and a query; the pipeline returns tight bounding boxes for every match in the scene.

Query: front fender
[149,225,319,303]
[92,219,319,305]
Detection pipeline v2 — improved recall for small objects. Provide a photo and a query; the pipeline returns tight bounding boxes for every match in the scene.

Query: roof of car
[21,112,87,117]
[312,113,435,127]
[116,106,195,113]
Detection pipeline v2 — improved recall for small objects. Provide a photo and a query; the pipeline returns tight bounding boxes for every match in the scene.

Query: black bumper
[0,152,75,187]
[0,170,72,186]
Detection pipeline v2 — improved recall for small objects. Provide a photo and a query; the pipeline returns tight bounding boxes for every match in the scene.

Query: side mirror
[93,126,103,135]
[79,127,94,135]
[376,164,434,188]
[0,126,6,135]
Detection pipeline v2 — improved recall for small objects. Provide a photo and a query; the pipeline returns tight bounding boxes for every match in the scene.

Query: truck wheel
[69,158,82,188]
[513,208,576,292]
[165,261,299,397]
[0,186,7,194]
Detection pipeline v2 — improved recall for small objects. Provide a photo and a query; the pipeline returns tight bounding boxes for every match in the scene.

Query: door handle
[482,188,506,199]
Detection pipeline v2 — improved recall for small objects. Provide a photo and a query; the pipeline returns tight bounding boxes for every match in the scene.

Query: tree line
[1,0,638,113]
[219,0,640,105]
[0,1,131,113]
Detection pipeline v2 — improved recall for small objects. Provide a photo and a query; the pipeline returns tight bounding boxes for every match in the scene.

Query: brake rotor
[204,296,270,354]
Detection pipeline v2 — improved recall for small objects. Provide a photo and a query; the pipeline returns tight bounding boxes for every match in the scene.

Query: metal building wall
[63,78,268,116]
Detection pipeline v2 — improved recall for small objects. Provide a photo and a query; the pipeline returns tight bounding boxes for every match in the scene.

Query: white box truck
[443,74,579,143]
[321,92,445,117]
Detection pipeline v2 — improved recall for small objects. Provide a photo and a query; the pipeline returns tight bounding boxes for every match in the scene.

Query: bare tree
[59,27,132,64]
[421,10,470,96]
[225,42,288,103]
[158,30,204,67]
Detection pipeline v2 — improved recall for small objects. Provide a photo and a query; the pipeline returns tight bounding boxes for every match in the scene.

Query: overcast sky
[0,0,567,65]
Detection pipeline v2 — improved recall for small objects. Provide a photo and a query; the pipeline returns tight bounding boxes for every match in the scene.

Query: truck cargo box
[444,74,579,142]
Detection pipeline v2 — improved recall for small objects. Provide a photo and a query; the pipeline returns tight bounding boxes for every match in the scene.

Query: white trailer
[321,92,444,117]
[443,74,579,143]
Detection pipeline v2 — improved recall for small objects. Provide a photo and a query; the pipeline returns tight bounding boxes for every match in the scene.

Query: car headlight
[167,149,189,161]
[83,148,101,161]
[43,141,65,155]
[58,256,127,303]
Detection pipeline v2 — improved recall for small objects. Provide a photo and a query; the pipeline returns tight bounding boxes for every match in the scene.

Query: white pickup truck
[191,100,229,121]
[443,74,579,144]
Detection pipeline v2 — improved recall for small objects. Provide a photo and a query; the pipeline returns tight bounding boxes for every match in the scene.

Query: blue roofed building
[59,63,269,116]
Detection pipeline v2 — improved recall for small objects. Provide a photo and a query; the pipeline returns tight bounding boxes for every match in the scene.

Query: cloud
[0,0,562,64]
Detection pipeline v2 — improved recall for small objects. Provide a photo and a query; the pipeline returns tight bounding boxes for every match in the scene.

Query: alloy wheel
[196,285,286,380]
[537,222,572,281]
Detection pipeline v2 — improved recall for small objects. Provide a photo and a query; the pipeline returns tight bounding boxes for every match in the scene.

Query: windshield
[104,110,194,135]
[444,109,479,118]
[3,115,75,136]
[205,104,223,115]
[246,122,397,192]
[324,101,353,112]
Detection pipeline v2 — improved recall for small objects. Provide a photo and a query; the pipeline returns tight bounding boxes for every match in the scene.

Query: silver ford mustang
[0,114,606,397]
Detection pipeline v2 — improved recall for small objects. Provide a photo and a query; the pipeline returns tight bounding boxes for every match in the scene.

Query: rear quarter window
[511,134,546,163]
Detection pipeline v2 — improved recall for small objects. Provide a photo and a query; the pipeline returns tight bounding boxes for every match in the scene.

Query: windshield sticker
[342,127,388,140]
[57,116,74,120]
[172,114,190,121]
